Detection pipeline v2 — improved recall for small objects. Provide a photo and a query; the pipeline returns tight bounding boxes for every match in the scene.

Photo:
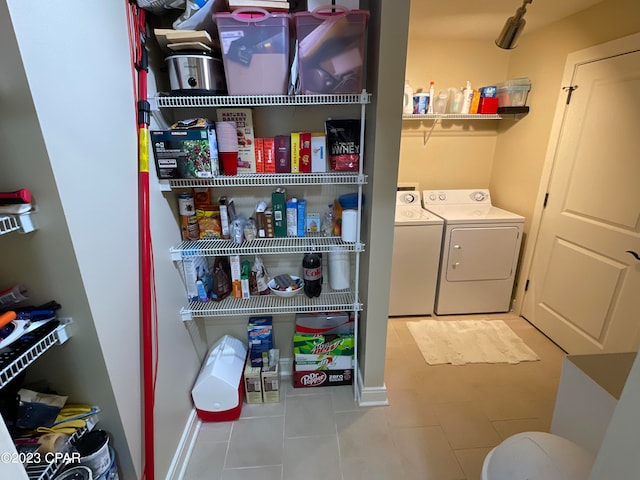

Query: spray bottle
[461,81,474,114]
[427,81,435,114]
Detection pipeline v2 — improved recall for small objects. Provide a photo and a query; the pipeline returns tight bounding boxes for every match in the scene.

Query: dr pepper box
[294,7,369,94]
[151,126,219,179]
[214,10,291,95]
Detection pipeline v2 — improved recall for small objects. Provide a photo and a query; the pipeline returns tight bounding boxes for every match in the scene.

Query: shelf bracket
[423,117,440,147]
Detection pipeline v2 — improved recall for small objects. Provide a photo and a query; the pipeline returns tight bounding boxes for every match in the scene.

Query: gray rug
[407,319,539,365]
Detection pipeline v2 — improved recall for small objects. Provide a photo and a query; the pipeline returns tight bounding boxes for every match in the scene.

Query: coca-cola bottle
[303,251,322,298]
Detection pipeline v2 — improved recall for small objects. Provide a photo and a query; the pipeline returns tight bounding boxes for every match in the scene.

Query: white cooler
[191,335,247,422]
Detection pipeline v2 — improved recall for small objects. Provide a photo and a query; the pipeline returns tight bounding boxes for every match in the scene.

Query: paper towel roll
[341,209,357,243]
[328,250,350,290]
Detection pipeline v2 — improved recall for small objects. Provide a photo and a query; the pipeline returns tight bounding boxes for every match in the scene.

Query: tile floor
[184,313,566,480]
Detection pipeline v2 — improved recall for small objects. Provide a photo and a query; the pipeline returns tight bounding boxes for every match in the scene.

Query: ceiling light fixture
[495,0,533,49]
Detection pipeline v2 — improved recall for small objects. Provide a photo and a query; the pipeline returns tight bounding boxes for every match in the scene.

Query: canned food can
[178,193,195,216]
[181,215,200,241]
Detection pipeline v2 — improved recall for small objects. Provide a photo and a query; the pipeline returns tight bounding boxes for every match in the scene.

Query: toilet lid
[482,432,594,480]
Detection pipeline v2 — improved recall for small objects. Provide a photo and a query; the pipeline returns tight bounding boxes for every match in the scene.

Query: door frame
[515,32,640,318]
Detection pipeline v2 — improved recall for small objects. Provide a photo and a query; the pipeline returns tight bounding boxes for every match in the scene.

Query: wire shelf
[171,236,363,259]
[181,290,361,320]
[25,425,92,480]
[162,172,367,190]
[156,92,371,108]
[0,215,21,235]
[402,113,502,120]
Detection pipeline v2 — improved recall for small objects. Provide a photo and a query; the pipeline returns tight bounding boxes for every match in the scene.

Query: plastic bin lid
[481,432,594,480]
[338,192,365,209]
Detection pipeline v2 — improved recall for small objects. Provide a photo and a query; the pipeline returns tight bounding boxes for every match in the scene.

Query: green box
[271,188,287,237]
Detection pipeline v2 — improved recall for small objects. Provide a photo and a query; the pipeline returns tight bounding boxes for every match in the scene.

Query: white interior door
[523,40,640,354]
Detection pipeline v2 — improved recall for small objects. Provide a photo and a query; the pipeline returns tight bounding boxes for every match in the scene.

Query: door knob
[453,245,461,249]
[452,262,460,269]
[626,250,640,261]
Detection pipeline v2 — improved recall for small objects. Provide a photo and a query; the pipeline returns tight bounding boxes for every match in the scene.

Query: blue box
[297,199,307,237]
[248,316,273,367]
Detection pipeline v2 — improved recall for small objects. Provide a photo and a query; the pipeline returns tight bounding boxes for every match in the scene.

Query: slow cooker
[165,51,227,95]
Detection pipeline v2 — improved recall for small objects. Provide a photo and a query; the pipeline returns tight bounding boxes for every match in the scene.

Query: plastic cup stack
[215,121,239,175]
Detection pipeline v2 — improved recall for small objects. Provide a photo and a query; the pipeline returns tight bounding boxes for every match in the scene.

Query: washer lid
[395,206,443,225]
[424,204,524,224]
[482,432,594,480]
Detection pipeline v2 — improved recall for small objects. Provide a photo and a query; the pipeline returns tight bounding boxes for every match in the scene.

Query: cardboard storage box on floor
[292,333,354,388]
[243,356,263,404]
[294,8,369,94]
[261,349,280,403]
[214,10,291,95]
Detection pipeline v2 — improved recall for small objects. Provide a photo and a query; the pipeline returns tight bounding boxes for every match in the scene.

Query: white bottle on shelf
[461,81,474,114]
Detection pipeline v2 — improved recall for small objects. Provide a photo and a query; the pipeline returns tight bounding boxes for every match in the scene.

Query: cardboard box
[265,209,275,238]
[261,349,280,403]
[183,256,212,302]
[293,365,353,388]
[295,312,354,335]
[230,255,242,298]
[248,316,273,367]
[216,108,257,173]
[294,354,354,371]
[255,201,268,238]
[263,138,276,173]
[299,132,312,173]
[297,199,307,237]
[286,198,298,236]
[306,212,321,233]
[254,138,265,173]
[293,333,354,356]
[244,356,263,404]
[272,188,287,237]
[311,133,327,172]
[290,132,300,173]
[151,127,219,179]
[274,135,291,173]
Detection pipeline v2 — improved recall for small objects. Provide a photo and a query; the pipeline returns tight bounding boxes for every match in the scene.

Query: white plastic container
[328,248,350,290]
[341,209,357,242]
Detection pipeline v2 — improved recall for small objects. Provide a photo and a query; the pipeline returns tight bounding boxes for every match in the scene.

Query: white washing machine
[389,191,444,316]
[422,189,524,315]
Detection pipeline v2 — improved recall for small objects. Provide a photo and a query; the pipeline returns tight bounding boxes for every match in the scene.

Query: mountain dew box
[293,333,354,356]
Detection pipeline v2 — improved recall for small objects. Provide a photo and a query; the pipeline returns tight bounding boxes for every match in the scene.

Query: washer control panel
[396,191,420,206]
[422,189,492,206]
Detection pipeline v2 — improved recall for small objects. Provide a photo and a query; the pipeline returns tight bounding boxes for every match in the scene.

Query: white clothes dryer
[422,189,524,315]
[389,191,443,316]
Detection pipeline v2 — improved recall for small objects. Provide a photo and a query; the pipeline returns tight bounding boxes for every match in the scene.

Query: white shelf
[0,212,37,235]
[171,236,364,260]
[402,113,502,120]
[0,322,71,390]
[181,290,362,320]
[160,172,367,191]
[155,92,371,109]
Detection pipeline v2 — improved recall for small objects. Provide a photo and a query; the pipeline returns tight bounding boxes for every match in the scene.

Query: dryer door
[446,226,520,281]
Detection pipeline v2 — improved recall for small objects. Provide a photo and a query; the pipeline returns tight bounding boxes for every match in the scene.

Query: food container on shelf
[294,6,370,94]
[268,276,304,298]
[496,77,531,107]
[165,51,227,95]
[213,8,291,95]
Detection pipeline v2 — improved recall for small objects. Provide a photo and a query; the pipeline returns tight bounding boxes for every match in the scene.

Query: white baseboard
[357,370,389,407]
[165,409,201,480]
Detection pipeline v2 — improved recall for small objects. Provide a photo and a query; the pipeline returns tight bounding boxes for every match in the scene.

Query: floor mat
[407,319,539,365]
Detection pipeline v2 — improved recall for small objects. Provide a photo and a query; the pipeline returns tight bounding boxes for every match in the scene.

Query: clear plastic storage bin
[214,8,291,95]
[294,6,369,94]
[496,78,531,107]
